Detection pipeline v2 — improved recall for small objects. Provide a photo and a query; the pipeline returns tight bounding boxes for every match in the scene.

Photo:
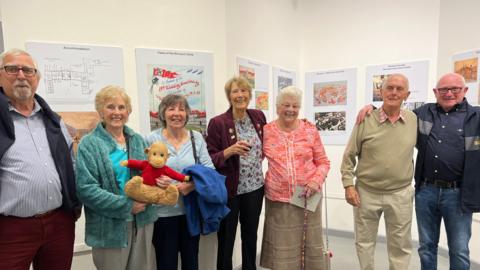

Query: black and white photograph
[315,111,346,132]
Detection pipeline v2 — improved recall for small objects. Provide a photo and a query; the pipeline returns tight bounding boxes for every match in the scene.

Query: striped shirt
[0,100,71,217]
[263,120,330,202]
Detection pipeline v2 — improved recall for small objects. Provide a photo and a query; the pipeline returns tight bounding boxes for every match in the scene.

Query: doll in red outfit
[121,142,189,205]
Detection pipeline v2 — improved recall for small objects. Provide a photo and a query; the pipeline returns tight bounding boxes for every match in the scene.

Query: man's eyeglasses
[436,87,464,94]
[1,65,38,77]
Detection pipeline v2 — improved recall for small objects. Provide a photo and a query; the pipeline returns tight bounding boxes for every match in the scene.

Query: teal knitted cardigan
[76,123,157,248]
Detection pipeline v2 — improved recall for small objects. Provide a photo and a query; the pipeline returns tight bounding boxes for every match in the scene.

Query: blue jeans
[415,184,472,270]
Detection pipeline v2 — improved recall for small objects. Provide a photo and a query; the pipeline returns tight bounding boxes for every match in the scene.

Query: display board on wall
[135,48,214,136]
[365,60,429,110]
[305,68,357,145]
[272,66,296,117]
[25,41,124,112]
[236,56,272,121]
[452,49,480,105]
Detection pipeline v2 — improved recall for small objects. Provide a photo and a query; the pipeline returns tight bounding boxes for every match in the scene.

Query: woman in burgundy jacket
[206,76,266,270]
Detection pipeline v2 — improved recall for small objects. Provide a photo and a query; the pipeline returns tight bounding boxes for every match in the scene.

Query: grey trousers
[92,222,156,270]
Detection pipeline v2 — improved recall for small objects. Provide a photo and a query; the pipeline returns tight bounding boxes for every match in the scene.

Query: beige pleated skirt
[260,198,325,270]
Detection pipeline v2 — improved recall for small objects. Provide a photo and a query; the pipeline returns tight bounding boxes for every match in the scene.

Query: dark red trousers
[0,209,75,270]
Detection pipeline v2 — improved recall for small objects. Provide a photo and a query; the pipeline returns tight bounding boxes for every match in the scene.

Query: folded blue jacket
[183,164,230,236]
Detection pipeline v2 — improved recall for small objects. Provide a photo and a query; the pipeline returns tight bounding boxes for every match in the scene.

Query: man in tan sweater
[341,73,417,270]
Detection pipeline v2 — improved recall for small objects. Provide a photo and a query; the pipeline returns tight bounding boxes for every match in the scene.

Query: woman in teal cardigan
[76,86,157,270]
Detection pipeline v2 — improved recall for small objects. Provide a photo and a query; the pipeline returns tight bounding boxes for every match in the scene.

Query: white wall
[0,0,228,132]
[226,0,301,79]
[437,0,480,76]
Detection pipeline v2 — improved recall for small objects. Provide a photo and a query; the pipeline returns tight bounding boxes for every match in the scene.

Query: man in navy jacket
[414,73,479,270]
[0,48,80,270]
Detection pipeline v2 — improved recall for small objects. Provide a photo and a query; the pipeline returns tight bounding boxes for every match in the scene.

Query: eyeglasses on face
[436,87,464,94]
[1,65,38,77]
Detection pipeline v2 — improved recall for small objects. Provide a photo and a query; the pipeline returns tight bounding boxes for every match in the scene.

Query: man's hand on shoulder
[356,105,374,125]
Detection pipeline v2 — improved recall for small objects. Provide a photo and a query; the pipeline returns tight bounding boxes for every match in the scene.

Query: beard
[12,81,33,101]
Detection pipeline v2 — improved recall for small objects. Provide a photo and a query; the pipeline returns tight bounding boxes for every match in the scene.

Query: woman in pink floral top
[260,86,330,270]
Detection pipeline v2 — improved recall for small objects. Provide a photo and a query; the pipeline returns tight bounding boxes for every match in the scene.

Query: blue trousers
[415,184,472,270]
[152,215,200,270]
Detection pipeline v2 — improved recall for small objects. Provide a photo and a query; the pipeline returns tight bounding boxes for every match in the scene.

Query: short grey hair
[276,86,302,107]
[381,73,409,90]
[0,48,41,78]
[158,94,191,127]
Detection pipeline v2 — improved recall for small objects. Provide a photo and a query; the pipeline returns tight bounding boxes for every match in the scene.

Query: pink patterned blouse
[263,120,330,202]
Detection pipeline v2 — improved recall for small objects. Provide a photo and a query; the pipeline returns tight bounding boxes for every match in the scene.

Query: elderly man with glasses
[414,72,479,270]
[0,48,80,270]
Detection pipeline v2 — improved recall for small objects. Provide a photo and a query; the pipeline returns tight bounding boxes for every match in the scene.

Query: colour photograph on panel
[452,50,480,105]
[255,91,269,110]
[239,65,256,88]
[278,76,293,91]
[372,74,386,101]
[313,80,347,106]
[454,57,478,83]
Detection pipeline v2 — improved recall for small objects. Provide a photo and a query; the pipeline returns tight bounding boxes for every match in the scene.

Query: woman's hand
[155,175,172,189]
[304,182,319,198]
[223,140,251,159]
[177,181,195,196]
[131,201,146,214]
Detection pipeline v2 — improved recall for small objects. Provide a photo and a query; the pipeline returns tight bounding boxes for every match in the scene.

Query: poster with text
[236,57,271,121]
[305,68,357,145]
[272,67,296,117]
[26,41,124,112]
[452,49,480,105]
[136,48,213,135]
[365,60,429,109]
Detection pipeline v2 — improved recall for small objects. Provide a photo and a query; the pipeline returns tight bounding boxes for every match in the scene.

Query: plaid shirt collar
[379,106,406,124]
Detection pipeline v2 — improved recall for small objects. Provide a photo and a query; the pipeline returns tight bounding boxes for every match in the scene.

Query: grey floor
[73,231,479,269]
[255,232,452,270]
[320,232,450,270]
